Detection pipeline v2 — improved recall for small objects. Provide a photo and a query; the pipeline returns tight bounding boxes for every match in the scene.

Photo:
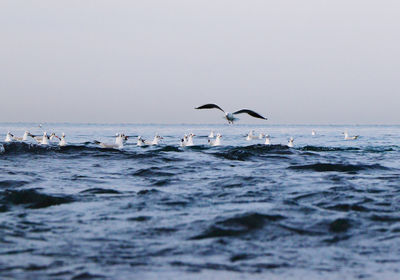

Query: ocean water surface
[1,123,400,279]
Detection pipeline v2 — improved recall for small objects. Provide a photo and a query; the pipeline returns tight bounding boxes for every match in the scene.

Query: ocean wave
[211,144,293,161]
[289,163,389,173]
[191,212,285,240]
[0,189,74,210]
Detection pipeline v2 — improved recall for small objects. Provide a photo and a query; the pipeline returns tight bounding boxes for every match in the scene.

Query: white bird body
[137,136,146,146]
[208,131,215,138]
[343,132,359,140]
[5,132,14,142]
[59,133,67,146]
[264,135,271,145]
[151,134,163,145]
[30,134,44,143]
[180,135,188,147]
[186,133,195,146]
[209,133,222,146]
[246,130,258,141]
[311,130,316,136]
[49,133,58,142]
[95,135,124,149]
[40,132,49,145]
[115,133,128,145]
[287,137,294,148]
[12,131,30,141]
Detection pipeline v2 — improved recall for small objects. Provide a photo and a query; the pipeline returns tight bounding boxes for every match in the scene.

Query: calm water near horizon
[1,123,400,279]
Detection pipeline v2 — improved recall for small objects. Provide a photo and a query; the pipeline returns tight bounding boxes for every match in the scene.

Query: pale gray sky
[1,0,399,124]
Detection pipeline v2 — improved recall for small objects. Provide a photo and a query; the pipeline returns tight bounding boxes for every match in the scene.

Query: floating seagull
[40,132,50,145]
[208,133,222,146]
[208,131,215,138]
[94,134,125,149]
[5,132,14,142]
[195,104,267,124]
[287,137,294,148]
[343,131,359,140]
[246,130,258,141]
[180,135,188,147]
[137,136,146,146]
[264,134,271,145]
[312,130,316,136]
[115,133,128,146]
[30,132,53,143]
[12,131,30,141]
[150,134,163,145]
[115,133,128,145]
[59,133,67,147]
[186,133,195,146]
[49,132,60,142]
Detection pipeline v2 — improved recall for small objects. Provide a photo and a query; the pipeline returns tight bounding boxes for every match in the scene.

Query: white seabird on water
[137,136,146,146]
[151,134,163,145]
[94,134,125,149]
[287,137,294,148]
[195,104,267,124]
[180,134,188,147]
[208,131,215,138]
[12,131,30,141]
[343,131,359,140]
[59,133,67,147]
[49,132,59,142]
[312,130,316,136]
[29,133,45,143]
[208,133,222,146]
[115,133,128,146]
[264,134,271,145]
[40,132,50,145]
[246,130,258,141]
[5,132,14,142]
[186,133,195,146]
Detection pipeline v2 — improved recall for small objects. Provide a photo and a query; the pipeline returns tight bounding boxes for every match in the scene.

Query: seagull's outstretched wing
[233,109,267,120]
[195,104,225,113]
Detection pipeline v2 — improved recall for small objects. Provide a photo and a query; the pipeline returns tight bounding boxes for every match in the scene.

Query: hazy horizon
[1,1,399,124]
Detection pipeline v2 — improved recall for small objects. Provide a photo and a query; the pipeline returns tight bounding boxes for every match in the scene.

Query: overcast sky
[1,1,399,124]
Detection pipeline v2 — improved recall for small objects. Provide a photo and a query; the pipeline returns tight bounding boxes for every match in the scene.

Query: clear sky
[1,0,399,124]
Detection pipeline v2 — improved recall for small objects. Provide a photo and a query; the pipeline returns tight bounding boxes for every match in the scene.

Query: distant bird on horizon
[195,104,267,124]
[343,131,359,140]
[264,134,271,145]
[287,137,294,148]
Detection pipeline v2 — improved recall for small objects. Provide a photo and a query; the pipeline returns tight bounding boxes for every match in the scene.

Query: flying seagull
[195,104,267,124]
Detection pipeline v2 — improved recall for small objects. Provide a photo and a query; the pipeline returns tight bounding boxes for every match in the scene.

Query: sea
[0,123,400,280]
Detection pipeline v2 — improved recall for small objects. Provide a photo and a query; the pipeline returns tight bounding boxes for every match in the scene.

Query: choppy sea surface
[1,123,400,280]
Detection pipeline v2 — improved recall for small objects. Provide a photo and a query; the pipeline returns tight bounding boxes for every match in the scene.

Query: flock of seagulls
[1,104,361,150]
[4,131,67,146]
[2,128,360,150]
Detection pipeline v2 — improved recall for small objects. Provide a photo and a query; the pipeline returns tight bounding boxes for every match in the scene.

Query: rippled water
[1,123,400,279]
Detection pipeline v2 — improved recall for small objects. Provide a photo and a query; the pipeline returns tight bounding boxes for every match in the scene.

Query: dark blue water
[1,123,400,279]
